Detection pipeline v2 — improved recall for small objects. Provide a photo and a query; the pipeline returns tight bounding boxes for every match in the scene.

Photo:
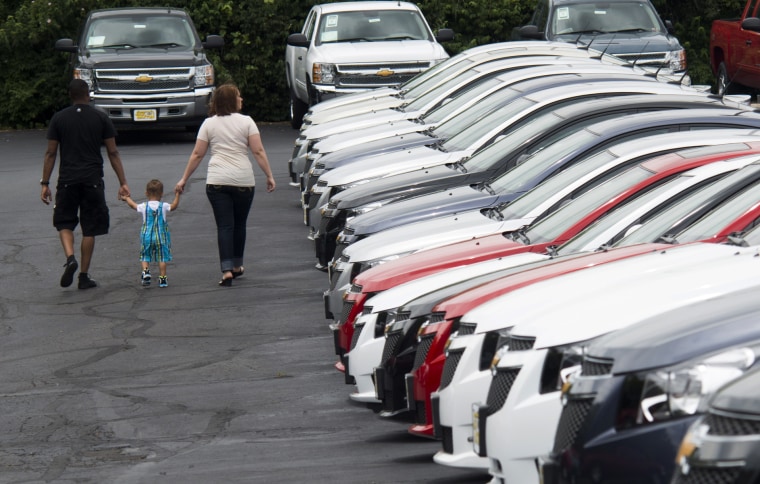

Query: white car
[477,243,760,484]
[324,128,760,320]
[433,242,760,472]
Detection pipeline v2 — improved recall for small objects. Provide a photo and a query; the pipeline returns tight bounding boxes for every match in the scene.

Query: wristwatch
[40,179,49,185]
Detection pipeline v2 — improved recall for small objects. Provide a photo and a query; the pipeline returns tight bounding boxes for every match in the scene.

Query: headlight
[488,328,514,373]
[667,48,687,72]
[335,178,374,193]
[539,343,585,394]
[357,252,413,274]
[312,63,336,84]
[348,199,394,217]
[74,67,93,88]
[637,347,756,424]
[194,64,214,86]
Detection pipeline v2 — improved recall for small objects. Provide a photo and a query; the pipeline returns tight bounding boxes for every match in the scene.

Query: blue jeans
[206,184,255,272]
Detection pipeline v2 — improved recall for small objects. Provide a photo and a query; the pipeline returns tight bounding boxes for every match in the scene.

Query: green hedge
[0,0,749,129]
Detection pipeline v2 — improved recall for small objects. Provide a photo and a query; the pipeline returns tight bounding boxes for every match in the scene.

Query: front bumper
[92,88,213,127]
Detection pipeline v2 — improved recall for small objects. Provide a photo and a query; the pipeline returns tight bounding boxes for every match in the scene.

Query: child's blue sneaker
[158,276,168,288]
[141,270,151,286]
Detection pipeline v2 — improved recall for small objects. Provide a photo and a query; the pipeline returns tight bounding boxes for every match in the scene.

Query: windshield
[523,166,653,244]
[86,15,196,50]
[490,131,602,210]
[613,164,760,246]
[402,69,482,113]
[421,77,503,124]
[550,2,663,36]
[433,89,532,139]
[667,173,760,243]
[440,97,541,152]
[316,10,429,44]
[401,56,473,95]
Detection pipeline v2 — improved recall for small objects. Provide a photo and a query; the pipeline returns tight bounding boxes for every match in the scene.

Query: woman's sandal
[219,274,233,287]
[232,267,245,279]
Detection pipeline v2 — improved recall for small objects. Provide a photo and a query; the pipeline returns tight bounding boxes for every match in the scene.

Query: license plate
[133,109,157,122]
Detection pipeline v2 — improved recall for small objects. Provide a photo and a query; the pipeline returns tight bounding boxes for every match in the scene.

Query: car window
[86,15,195,49]
[550,2,662,36]
[316,10,429,45]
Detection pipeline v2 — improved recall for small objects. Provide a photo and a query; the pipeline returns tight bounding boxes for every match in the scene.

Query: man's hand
[41,186,52,205]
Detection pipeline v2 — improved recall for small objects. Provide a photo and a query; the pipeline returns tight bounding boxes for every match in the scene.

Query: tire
[716,62,732,96]
[290,90,308,130]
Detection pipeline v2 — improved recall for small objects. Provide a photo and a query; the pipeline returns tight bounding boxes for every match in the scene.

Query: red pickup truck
[710,0,760,95]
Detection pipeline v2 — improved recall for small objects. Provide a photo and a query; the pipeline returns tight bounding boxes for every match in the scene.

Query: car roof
[315,2,421,13]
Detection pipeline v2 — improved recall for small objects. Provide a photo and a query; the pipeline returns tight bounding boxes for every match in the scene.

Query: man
[40,79,130,289]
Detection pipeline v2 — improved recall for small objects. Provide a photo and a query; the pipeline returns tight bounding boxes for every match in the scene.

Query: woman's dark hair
[209,83,239,116]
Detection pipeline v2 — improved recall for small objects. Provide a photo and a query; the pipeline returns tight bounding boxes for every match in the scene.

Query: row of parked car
[286,40,760,483]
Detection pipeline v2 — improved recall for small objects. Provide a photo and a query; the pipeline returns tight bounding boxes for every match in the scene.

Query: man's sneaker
[78,273,97,290]
[60,256,78,287]
[158,276,168,288]
[141,270,151,286]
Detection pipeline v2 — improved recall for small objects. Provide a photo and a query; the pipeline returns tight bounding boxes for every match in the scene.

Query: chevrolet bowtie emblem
[135,74,153,83]
[376,69,395,77]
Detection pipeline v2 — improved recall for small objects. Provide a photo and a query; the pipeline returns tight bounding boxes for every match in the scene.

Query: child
[122,179,180,287]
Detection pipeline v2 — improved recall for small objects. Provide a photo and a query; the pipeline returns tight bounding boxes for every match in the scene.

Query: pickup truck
[513,0,687,77]
[55,7,224,130]
[710,0,760,95]
[285,1,453,129]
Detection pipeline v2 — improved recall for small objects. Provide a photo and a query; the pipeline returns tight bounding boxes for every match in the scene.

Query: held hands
[175,179,186,194]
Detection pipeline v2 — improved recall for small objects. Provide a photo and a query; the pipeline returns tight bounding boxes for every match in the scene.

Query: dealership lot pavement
[0,125,487,483]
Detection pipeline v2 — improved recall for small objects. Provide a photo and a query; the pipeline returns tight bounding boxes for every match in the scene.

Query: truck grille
[350,322,364,350]
[95,67,193,93]
[614,51,669,66]
[581,356,614,376]
[335,61,431,89]
[381,331,403,364]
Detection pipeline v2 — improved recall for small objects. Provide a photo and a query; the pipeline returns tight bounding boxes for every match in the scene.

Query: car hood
[710,367,760,416]
[313,118,426,154]
[582,265,760,375]
[311,40,448,65]
[303,108,412,140]
[316,132,434,169]
[554,31,681,55]
[305,95,404,126]
[334,164,478,209]
[81,49,206,68]
[345,184,502,235]
[320,145,455,185]
[469,244,760,351]
[342,209,534,263]
[365,252,549,313]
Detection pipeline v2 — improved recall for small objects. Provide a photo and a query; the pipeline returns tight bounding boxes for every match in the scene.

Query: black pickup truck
[55,7,224,130]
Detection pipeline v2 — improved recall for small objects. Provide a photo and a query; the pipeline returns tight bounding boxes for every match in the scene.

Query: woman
[176,83,276,286]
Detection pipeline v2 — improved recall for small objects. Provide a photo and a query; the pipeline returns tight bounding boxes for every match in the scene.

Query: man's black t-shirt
[47,104,117,184]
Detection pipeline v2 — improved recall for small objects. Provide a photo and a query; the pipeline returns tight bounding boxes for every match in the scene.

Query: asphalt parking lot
[0,125,487,483]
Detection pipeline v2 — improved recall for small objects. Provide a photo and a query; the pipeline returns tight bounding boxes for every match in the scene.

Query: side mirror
[435,28,454,42]
[203,34,224,49]
[518,24,543,40]
[741,17,760,32]
[287,33,310,48]
[55,38,77,53]
[664,19,675,35]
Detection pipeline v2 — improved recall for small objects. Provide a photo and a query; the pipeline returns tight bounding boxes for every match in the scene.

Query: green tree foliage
[0,0,750,128]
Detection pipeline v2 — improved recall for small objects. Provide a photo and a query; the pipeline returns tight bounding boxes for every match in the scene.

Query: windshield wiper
[507,227,530,245]
[142,42,182,48]
[476,181,495,195]
[726,232,750,247]
[96,43,137,49]
[655,234,678,244]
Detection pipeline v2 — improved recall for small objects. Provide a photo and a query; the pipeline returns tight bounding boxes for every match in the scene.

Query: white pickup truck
[285,1,453,128]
